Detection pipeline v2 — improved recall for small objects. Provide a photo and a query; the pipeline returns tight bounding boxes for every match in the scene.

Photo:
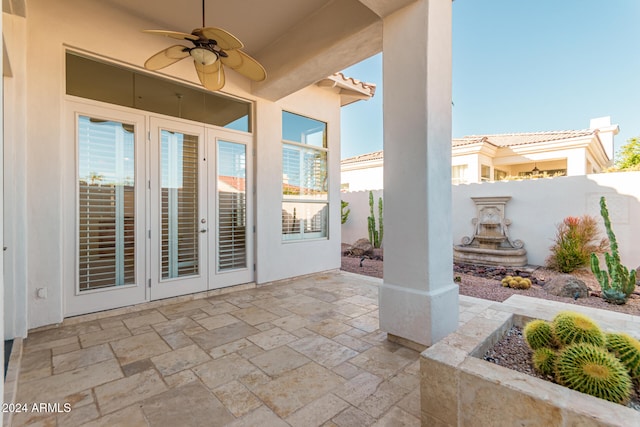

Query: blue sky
[340,0,640,160]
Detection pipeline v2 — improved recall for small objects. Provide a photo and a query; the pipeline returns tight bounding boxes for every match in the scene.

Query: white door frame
[207,128,254,289]
[65,101,255,315]
[65,102,148,316]
[149,117,208,300]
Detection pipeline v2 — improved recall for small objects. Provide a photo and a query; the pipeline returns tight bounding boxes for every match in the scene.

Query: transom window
[66,52,251,132]
[281,112,328,241]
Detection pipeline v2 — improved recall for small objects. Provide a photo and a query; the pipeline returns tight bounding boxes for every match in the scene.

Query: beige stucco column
[379,0,458,347]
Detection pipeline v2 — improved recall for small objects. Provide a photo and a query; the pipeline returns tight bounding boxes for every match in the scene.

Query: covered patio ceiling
[94,0,415,100]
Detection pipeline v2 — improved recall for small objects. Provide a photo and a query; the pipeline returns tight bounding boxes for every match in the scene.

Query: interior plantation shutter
[217,141,247,271]
[78,116,136,291]
[161,130,199,279]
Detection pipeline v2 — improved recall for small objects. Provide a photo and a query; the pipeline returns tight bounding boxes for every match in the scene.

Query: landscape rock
[543,274,589,299]
[347,238,374,257]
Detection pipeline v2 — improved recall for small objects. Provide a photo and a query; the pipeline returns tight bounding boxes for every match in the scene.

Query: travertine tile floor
[9,272,490,427]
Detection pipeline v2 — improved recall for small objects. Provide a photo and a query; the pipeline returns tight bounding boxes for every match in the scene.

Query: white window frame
[281,112,328,242]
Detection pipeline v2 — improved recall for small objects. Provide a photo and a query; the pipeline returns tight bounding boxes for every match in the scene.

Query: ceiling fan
[142,0,266,91]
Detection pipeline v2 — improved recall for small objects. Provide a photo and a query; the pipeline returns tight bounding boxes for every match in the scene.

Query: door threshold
[36,282,256,333]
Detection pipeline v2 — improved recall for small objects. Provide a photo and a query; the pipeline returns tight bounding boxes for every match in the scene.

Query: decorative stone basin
[420,295,640,426]
[454,196,527,267]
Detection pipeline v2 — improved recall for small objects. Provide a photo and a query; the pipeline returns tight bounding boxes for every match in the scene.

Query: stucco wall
[341,189,384,246]
[342,172,640,269]
[5,0,342,330]
[341,165,384,192]
[255,86,342,284]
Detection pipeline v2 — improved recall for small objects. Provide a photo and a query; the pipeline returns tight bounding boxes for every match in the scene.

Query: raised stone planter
[421,295,640,426]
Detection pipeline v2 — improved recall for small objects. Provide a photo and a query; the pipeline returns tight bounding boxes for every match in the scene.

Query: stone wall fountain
[453,196,527,266]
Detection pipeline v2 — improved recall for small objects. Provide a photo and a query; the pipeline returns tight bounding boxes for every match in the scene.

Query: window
[217,141,247,271]
[481,165,491,182]
[452,165,469,184]
[160,130,199,279]
[494,169,507,181]
[282,112,328,241]
[78,116,135,291]
[66,52,251,132]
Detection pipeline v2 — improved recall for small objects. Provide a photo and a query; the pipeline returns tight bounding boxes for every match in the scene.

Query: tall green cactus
[368,191,383,248]
[590,196,637,304]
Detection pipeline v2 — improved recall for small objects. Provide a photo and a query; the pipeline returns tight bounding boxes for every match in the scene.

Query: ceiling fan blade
[143,29,200,41]
[144,45,190,70]
[194,60,225,91]
[220,49,267,82]
[196,27,243,50]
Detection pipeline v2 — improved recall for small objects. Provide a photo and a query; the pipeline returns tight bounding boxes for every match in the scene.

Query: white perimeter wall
[342,171,640,269]
[342,165,384,192]
[342,189,383,247]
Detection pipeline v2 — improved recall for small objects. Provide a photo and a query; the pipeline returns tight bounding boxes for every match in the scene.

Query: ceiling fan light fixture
[190,47,218,65]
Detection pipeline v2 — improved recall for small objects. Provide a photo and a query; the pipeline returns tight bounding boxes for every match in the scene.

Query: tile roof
[317,72,376,106]
[328,72,377,97]
[341,150,384,165]
[452,129,596,148]
[342,130,600,164]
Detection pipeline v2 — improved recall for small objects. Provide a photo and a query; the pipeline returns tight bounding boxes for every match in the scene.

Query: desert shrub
[546,215,607,273]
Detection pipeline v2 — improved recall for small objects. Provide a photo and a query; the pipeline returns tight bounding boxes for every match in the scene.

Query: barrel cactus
[523,319,554,350]
[552,311,605,347]
[501,276,532,290]
[532,347,556,376]
[555,343,632,404]
[605,332,640,379]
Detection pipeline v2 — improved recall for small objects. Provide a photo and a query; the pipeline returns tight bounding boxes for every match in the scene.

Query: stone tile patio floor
[7,271,492,427]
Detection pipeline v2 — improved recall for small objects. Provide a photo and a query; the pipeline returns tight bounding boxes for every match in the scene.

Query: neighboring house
[341,117,619,191]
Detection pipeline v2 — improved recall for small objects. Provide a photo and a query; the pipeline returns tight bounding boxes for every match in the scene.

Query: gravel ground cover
[340,245,640,316]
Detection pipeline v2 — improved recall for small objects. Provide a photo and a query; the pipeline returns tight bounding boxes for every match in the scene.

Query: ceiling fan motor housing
[190,46,219,65]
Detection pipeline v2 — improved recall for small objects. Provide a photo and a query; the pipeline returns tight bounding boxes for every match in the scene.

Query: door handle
[200,229,207,233]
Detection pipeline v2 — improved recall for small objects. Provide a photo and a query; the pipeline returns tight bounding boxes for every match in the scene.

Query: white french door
[68,107,254,314]
[207,129,254,289]
[66,103,147,316]
[149,118,208,300]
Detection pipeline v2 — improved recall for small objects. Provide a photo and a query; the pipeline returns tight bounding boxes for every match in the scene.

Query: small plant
[606,332,640,379]
[546,215,607,273]
[532,347,556,376]
[523,319,554,350]
[552,311,604,347]
[367,191,383,248]
[555,343,632,404]
[341,200,350,225]
[590,196,637,304]
[501,276,531,290]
